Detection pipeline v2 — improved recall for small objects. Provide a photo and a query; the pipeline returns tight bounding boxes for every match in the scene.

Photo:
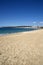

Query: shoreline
[0,27,39,37]
[0,29,40,37]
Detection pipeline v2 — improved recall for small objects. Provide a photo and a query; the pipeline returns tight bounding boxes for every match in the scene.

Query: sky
[0,0,43,27]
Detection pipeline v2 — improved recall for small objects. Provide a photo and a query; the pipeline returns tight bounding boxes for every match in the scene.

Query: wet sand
[0,29,43,65]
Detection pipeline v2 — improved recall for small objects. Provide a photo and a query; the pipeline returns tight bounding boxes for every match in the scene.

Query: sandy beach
[0,29,43,65]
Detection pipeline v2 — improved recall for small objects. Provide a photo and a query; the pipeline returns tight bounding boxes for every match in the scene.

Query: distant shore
[0,25,43,28]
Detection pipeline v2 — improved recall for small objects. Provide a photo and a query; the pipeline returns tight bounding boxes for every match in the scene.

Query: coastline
[0,27,38,36]
[0,29,43,65]
[0,29,39,37]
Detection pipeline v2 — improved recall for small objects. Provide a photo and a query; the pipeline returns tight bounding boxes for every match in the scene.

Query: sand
[0,29,43,65]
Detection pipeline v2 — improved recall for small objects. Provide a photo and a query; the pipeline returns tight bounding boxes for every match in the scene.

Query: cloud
[33,22,36,23]
[40,22,43,24]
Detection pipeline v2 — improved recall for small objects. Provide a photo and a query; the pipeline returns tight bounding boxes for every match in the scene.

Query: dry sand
[0,29,43,65]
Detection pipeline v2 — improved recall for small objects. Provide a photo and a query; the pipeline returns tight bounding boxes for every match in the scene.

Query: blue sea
[0,27,37,35]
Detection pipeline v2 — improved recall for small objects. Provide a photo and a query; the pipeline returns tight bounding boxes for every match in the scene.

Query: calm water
[0,27,37,35]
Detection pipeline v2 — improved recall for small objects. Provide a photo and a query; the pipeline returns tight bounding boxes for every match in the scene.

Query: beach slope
[0,29,43,65]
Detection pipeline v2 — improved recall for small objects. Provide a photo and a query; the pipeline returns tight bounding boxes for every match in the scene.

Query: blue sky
[0,0,43,27]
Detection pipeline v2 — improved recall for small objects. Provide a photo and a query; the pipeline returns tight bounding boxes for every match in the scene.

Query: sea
[0,27,37,35]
